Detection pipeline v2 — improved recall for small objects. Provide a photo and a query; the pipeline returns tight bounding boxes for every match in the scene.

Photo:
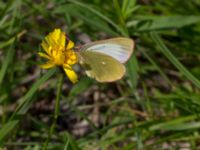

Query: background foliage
[0,0,200,149]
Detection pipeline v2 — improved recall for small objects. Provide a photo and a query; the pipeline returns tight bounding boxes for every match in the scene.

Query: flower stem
[42,73,64,150]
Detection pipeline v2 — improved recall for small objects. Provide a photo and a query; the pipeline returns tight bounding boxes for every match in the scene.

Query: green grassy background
[1,0,200,149]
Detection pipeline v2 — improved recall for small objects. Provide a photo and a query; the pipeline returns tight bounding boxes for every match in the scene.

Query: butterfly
[76,37,134,82]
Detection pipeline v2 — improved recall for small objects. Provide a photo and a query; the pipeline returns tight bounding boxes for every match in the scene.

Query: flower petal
[53,29,61,41]
[66,40,74,50]
[63,64,78,83]
[41,41,51,55]
[59,31,66,48]
[38,52,51,60]
[40,61,55,69]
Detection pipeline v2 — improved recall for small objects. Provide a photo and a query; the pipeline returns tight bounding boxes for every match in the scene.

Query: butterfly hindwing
[79,51,126,82]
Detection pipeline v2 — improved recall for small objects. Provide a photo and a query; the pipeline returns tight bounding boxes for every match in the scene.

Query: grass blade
[126,55,139,90]
[129,16,200,31]
[0,44,15,86]
[66,0,123,35]
[0,68,56,143]
[150,32,200,89]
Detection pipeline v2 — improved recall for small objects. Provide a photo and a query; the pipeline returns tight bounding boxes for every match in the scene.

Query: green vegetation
[1,0,200,149]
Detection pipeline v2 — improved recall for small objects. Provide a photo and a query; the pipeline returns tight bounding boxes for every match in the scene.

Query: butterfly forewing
[79,51,126,82]
[80,37,134,63]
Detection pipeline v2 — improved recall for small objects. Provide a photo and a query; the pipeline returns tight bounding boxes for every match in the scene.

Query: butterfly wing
[80,37,134,63]
[78,51,126,82]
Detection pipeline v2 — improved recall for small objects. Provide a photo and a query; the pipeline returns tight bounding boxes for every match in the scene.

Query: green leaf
[63,132,81,150]
[0,120,18,145]
[149,115,197,131]
[150,32,200,89]
[0,68,56,144]
[69,77,93,97]
[128,16,200,31]
[0,44,15,86]
[126,55,139,90]
[54,4,118,36]
[65,0,123,35]
[0,37,15,49]
[122,0,138,20]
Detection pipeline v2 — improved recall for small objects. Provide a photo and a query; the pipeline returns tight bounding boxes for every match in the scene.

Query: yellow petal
[38,52,51,60]
[41,41,51,55]
[59,31,66,48]
[66,40,74,50]
[53,29,61,42]
[40,61,55,69]
[45,30,58,46]
[63,64,78,83]
[45,35,56,47]
[49,29,61,45]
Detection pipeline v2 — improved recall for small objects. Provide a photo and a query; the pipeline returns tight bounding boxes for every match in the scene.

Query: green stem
[42,73,64,150]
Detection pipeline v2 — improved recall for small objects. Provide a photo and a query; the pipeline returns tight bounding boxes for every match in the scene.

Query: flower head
[38,28,78,83]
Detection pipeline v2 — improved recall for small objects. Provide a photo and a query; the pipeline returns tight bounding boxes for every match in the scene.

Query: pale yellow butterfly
[76,37,134,82]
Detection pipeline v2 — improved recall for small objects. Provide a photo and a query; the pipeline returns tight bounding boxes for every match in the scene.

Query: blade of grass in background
[126,55,139,90]
[13,68,57,116]
[53,4,119,36]
[122,0,138,20]
[0,0,15,19]
[0,44,15,86]
[150,32,200,89]
[0,31,25,87]
[0,37,15,49]
[131,16,200,31]
[69,77,94,97]
[149,115,197,131]
[65,0,123,35]
[63,132,81,150]
[0,68,56,144]
[139,46,173,87]
[62,98,99,131]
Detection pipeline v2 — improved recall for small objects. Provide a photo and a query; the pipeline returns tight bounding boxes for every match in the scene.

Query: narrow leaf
[150,32,200,89]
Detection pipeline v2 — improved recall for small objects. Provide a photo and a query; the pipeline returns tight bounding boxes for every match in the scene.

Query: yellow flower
[38,28,78,83]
